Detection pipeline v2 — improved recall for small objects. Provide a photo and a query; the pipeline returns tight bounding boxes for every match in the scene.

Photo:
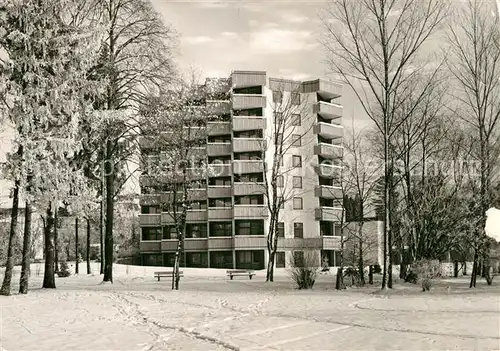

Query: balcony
[139,214,161,226]
[232,94,266,110]
[234,205,268,218]
[139,241,162,252]
[315,164,342,179]
[207,143,232,156]
[234,236,267,249]
[161,210,208,224]
[313,101,343,120]
[184,238,209,251]
[315,207,343,221]
[231,71,267,88]
[160,188,207,203]
[301,79,342,100]
[315,185,343,199]
[233,160,264,174]
[207,186,232,198]
[208,163,232,177]
[207,122,231,136]
[314,122,343,139]
[161,240,178,251]
[233,138,266,153]
[322,236,341,250]
[277,238,322,250]
[314,143,343,159]
[232,117,266,131]
[233,183,266,196]
[208,237,234,250]
[139,194,161,206]
[187,147,206,159]
[206,100,231,115]
[208,208,233,219]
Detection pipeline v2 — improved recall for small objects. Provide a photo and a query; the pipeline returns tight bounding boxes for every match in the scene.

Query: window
[163,225,177,240]
[209,222,232,237]
[235,195,264,205]
[142,227,162,240]
[209,198,232,208]
[276,252,286,268]
[293,197,303,210]
[291,134,301,147]
[292,114,301,126]
[293,176,302,189]
[235,220,264,236]
[277,222,285,237]
[235,173,263,182]
[273,91,283,103]
[276,175,284,187]
[209,177,232,186]
[186,223,207,238]
[292,155,302,168]
[237,251,253,263]
[291,92,300,105]
[320,221,334,236]
[293,223,303,238]
[141,206,161,214]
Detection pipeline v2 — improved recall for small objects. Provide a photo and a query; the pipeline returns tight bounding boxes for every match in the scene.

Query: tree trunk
[86,218,91,274]
[358,223,365,286]
[100,193,104,274]
[368,265,373,284]
[42,204,56,289]
[469,250,478,288]
[0,179,20,296]
[103,140,114,283]
[19,200,33,294]
[172,235,183,290]
[265,212,277,282]
[453,261,458,278]
[75,217,79,274]
[54,210,59,272]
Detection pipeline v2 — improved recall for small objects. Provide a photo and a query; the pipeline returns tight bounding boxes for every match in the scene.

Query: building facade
[139,70,344,270]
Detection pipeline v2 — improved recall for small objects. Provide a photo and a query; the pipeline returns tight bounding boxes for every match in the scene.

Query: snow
[485,207,500,242]
[1,263,499,350]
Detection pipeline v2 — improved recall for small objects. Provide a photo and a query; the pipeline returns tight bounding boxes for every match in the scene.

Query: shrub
[57,261,71,278]
[412,259,441,291]
[405,270,418,284]
[287,251,319,290]
[343,267,362,287]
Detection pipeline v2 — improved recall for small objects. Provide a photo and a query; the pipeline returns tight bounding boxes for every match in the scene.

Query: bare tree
[260,80,314,282]
[447,0,500,288]
[321,0,448,288]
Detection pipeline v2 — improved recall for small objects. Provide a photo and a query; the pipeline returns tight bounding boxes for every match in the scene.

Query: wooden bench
[226,269,255,280]
[154,271,183,281]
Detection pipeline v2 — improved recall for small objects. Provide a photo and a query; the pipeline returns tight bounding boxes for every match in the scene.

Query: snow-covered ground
[1,263,499,350]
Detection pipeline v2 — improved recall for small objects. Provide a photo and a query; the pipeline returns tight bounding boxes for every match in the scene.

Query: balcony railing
[207,142,232,156]
[161,210,208,223]
[315,163,342,179]
[184,238,209,251]
[314,185,343,199]
[322,236,341,250]
[314,143,343,159]
[139,194,161,206]
[208,237,234,250]
[233,183,266,196]
[313,101,343,119]
[233,138,266,153]
[207,163,232,177]
[231,71,267,88]
[277,238,322,249]
[139,214,161,226]
[161,240,178,251]
[232,94,266,110]
[315,207,343,221]
[234,236,267,249]
[233,160,264,174]
[232,117,266,131]
[206,100,231,115]
[140,241,162,252]
[207,122,231,136]
[314,122,343,139]
[234,205,268,218]
[208,208,233,220]
[301,79,342,99]
[207,185,232,198]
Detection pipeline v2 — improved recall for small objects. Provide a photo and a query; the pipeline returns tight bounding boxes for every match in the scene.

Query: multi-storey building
[139,70,344,270]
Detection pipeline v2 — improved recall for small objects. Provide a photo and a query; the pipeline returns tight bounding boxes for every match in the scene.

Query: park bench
[154,271,183,281]
[226,269,255,280]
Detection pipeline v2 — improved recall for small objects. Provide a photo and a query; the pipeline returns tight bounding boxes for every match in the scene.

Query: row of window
[141,221,341,240]
[272,91,301,106]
